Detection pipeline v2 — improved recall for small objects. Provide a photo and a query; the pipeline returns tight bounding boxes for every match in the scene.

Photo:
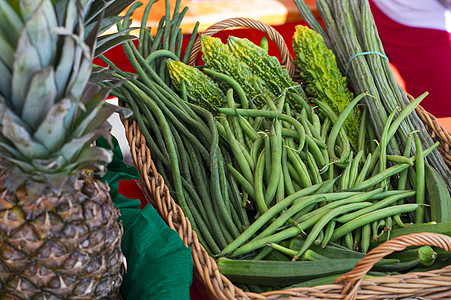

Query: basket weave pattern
[122,18,451,300]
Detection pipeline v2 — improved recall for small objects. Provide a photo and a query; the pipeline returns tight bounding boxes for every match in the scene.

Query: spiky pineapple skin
[0,171,124,300]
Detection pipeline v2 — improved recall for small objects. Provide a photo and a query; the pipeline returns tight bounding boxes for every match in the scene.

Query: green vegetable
[425,162,451,223]
[200,34,270,108]
[166,59,226,110]
[218,257,371,286]
[292,24,361,150]
[226,36,307,111]
[387,246,437,267]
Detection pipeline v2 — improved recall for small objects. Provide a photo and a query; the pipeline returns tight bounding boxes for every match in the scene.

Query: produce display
[97,0,451,296]
[0,0,135,298]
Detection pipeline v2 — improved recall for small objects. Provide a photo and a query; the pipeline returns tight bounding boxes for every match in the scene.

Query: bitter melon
[227,36,307,111]
[292,25,360,149]
[167,59,227,111]
[200,34,271,108]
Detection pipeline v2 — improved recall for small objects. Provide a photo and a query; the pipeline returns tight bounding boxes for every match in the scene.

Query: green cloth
[98,137,193,300]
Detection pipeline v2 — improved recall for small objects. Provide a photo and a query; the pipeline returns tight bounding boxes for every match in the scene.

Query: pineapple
[0,0,132,298]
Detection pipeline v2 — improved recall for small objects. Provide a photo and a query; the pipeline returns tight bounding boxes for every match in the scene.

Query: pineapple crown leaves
[0,0,127,196]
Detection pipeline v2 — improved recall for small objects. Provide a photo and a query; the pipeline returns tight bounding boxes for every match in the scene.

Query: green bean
[326,93,368,163]
[253,246,273,260]
[281,128,326,169]
[330,204,420,242]
[299,110,312,137]
[224,155,250,228]
[276,165,285,203]
[229,210,327,258]
[250,135,265,166]
[320,117,331,142]
[276,91,287,113]
[132,77,211,142]
[296,188,383,224]
[379,107,399,188]
[225,88,246,146]
[264,133,272,186]
[204,68,249,109]
[184,134,228,249]
[346,142,438,191]
[398,134,413,190]
[335,190,416,223]
[289,92,313,119]
[211,146,241,239]
[354,152,372,185]
[221,180,330,256]
[339,151,354,191]
[344,232,354,250]
[218,108,306,151]
[414,134,425,224]
[287,145,312,188]
[169,6,187,53]
[372,220,381,241]
[227,164,256,200]
[131,80,212,155]
[366,118,377,154]
[358,107,368,153]
[306,150,322,185]
[222,118,253,183]
[170,122,192,184]
[386,155,414,166]
[120,89,170,166]
[293,202,373,260]
[267,242,298,258]
[314,230,324,246]
[254,190,366,242]
[282,143,296,196]
[237,113,259,142]
[387,92,428,144]
[360,223,371,253]
[281,128,326,149]
[138,0,156,53]
[180,182,219,255]
[348,150,364,188]
[182,21,200,64]
[254,150,269,215]
[312,112,322,138]
[321,220,336,248]
[218,149,232,217]
[287,161,304,188]
[264,120,283,205]
[385,216,393,232]
[298,113,324,143]
[393,214,409,228]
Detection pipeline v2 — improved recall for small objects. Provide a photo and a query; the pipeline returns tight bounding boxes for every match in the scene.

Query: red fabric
[369,0,451,118]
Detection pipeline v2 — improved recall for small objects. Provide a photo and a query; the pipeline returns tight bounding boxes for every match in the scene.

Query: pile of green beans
[210,71,438,260]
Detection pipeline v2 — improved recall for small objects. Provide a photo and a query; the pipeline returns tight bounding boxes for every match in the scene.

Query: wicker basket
[122,17,451,300]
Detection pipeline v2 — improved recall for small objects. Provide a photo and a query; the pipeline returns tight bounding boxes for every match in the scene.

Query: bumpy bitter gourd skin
[201,35,271,108]
[293,25,360,149]
[227,36,307,111]
[167,59,227,111]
